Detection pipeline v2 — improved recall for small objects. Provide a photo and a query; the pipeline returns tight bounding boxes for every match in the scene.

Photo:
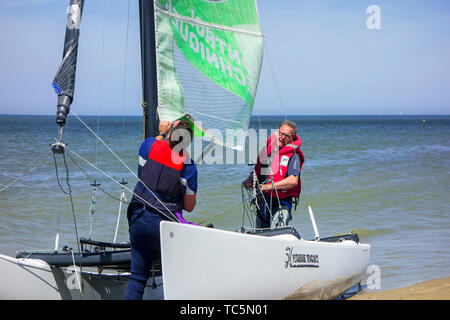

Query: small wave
[348,228,395,238]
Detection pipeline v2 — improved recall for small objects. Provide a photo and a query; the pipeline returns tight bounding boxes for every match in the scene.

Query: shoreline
[348,277,450,300]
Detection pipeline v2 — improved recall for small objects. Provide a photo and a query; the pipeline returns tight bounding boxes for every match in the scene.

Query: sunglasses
[278,131,293,140]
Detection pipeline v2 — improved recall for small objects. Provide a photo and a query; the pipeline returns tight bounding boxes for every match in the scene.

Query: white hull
[0,254,61,300]
[160,222,371,300]
[0,223,370,300]
[0,254,163,300]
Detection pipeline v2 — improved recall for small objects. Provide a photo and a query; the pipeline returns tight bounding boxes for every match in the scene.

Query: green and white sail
[154,0,263,150]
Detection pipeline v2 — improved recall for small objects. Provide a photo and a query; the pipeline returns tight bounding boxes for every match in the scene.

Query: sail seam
[155,6,264,37]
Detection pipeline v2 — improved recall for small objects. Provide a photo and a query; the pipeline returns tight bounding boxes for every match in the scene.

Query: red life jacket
[133,140,187,213]
[254,133,305,199]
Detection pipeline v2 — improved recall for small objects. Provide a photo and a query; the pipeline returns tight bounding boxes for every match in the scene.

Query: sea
[0,114,449,294]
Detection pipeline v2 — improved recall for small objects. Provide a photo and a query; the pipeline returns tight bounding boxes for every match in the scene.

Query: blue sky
[0,0,449,115]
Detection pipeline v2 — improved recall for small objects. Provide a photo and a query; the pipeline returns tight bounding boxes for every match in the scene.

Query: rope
[121,0,131,137]
[65,147,179,223]
[264,40,287,121]
[52,150,84,290]
[113,184,127,244]
[70,249,83,298]
[0,148,52,194]
[95,0,107,168]
[53,152,70,195]
[66,152,129,204]
[240,183,255,230]
[88,181,99,240]
[71,112,179,222]
[240,168,281,231]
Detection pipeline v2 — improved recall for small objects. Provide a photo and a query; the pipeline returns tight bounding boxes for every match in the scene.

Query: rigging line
[66,147,178,223]
[70,249,83,298]
[240,184,248,228]
[0,148,52,194]
[239,169,276,231]
[298,171,314,213]
[53,152,71,195]
[56,189,62,249]
[121,0,131,137]
[88,181,98,240]
[66,152,129,204]
[70,112,179,222]
[263,40,287,121]
[113,185,127,244]
[240,183,256,230]
[252,170,278,230]
[95,0,108,168]
[61,151,84,284]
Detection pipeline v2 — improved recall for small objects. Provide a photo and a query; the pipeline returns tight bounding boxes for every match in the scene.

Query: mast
[52,0,84,152]
[139,0,159,139]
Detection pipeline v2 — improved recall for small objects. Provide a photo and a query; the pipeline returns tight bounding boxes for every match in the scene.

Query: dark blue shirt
[138,137,197,195]
[287,153,301,177]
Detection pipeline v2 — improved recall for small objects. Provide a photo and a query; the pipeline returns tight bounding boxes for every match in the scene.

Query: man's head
[168,120,194,150]
[277,120,297,148]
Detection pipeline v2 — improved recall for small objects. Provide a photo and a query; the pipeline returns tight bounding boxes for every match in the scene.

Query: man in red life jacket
[243,120,304,229]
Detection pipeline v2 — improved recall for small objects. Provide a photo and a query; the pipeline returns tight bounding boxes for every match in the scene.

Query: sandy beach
[348,277,450,300]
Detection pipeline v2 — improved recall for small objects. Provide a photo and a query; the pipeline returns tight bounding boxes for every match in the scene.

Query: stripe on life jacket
[148,140,185,171]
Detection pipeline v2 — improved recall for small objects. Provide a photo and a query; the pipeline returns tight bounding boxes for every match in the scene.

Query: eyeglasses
[278,131,293,140]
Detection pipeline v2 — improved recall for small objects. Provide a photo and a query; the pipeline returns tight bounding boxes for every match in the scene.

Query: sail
[154,0,264,150]
[52,0,84,127]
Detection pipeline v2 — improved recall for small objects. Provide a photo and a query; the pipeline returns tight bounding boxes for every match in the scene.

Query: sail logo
[163,5,262,107]
[285,247,320,268]
[170,9,252,87]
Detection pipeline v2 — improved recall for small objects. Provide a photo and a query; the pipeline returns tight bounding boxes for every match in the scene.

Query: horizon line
[0,113,449,117]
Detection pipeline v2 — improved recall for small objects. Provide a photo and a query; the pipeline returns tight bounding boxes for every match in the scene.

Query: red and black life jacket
[254,133,305,199]
[133,140,187,213]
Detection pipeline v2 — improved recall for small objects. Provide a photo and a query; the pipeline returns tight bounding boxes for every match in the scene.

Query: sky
[0,0,449,116]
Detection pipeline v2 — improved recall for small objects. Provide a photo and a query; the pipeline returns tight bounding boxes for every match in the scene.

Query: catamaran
[0,0,370,300]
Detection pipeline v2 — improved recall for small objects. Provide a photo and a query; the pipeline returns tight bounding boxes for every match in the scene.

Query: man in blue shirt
[124,120,197,300]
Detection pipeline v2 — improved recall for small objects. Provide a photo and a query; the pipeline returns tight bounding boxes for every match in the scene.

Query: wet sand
[349,277,450,300]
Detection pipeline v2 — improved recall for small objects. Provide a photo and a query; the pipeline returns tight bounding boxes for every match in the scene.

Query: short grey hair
[279,120,297,134]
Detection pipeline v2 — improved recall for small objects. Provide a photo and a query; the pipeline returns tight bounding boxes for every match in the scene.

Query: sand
[348,277,450,300]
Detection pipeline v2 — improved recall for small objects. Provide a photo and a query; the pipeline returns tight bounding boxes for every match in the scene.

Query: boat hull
[0,222,370,300]
[0,254,163,300]
[0,254,60,299]
[160,222,371,300]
